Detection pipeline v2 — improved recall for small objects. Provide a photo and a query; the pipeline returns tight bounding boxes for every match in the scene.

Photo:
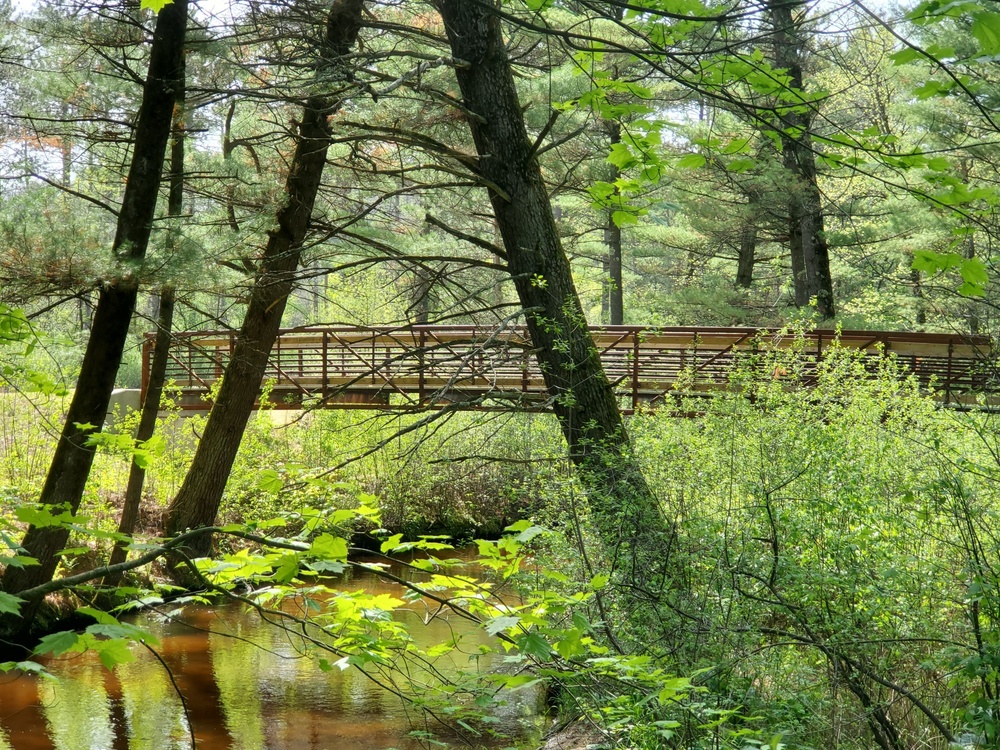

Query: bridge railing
[142,325,996,412]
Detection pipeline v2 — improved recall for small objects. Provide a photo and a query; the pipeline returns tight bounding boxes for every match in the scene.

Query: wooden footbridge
[142,326,996,414]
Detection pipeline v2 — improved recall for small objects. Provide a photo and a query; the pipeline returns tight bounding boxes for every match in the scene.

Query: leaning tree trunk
[106,50,187,584]
[1,0,187,617]
[436,0,667,585]
[768,0,835,318]
[164,0,366,554]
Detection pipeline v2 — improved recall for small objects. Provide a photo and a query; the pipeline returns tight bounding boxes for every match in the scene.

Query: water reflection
[0,559,540,750]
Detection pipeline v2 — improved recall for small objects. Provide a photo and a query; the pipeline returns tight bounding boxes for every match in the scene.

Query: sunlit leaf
[257,469,283,494]
[485,615,521,636]
[309,533,348,561]
[141,0,174,12]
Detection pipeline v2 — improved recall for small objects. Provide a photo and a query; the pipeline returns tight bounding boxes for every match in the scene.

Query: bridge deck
[141,326,996,413]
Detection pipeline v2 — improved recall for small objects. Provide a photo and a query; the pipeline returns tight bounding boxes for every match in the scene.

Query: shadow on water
[0,552,544,750]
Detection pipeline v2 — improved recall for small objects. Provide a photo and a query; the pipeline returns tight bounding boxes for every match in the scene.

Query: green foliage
[912,249,989,296]
[140,0,173,13]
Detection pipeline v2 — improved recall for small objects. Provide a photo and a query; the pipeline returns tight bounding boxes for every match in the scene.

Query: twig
[140,639,197,749]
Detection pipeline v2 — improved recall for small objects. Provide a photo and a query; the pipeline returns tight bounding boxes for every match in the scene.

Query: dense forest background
[2,0,997,354]
[3,0,1000,749]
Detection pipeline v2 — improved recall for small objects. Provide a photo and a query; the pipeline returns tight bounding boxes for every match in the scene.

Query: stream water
[0,556,543,750]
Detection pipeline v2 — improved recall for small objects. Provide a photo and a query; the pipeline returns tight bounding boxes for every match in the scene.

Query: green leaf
[87,622,160,647]
[676,153,706,169]
[95,639,135,669]
[658,676,692,704]
[958,281,986,297]
[488,673,542,690]
[972,12,1000,55]
[0,660,51,677]
[912,249,962,273]
[0,592,23,617]
[141,0,174,11]
[722,137,751,154]
[961,256,989,287]
[726,157,757,173]
[914,80,947,99]
[15,505,76,528]
[485,615,521,636]
[555,631,586,659]
[607,143,638,171]
[515,631,553,661]
[77,606,117,625]
[273,553,301,583]
[514,524,545,543]
[309,533,348,561]
[503,520,534,533]
[34,630,80,657]
[380,533,404,553]
[257,469,283,494]
[889,47,923,65]
[611,210,639,228]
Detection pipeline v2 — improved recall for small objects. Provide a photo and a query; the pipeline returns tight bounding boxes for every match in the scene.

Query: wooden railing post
[522,347,530,394]
[632,330,640,411]
[946,339,954,405]
[275,333,281,385]
[322,330,329,402]
[419,329,426,403]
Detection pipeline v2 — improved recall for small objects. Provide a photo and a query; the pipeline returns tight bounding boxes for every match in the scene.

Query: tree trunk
[164,0,366,554]
[106,48,187,584]
[105,287,175,584]
[606,122,624,326]
[436,0,667,583]
[1,0,187,612]
[606,216,624,325]
[601,255,611,323]
[964,235,980,335]
[736,223,757,288]
[768,0,835,318]
[910,265,926,326]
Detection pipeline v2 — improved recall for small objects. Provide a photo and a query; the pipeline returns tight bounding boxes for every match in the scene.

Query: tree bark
[1,0,187,611]
[768,0,835,318]
[605,216,624,325]
[606,122,624,326]
[106,48,187,584]
[164,0,366,554]
[910,265,926,326]
[105,288,174,583]
[436,0,667,582]
[736,223,757,289]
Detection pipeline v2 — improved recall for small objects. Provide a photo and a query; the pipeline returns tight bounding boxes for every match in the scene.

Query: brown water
[0,559,543,750]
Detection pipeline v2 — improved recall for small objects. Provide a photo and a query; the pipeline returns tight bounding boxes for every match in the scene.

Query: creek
[0,553,544,750]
